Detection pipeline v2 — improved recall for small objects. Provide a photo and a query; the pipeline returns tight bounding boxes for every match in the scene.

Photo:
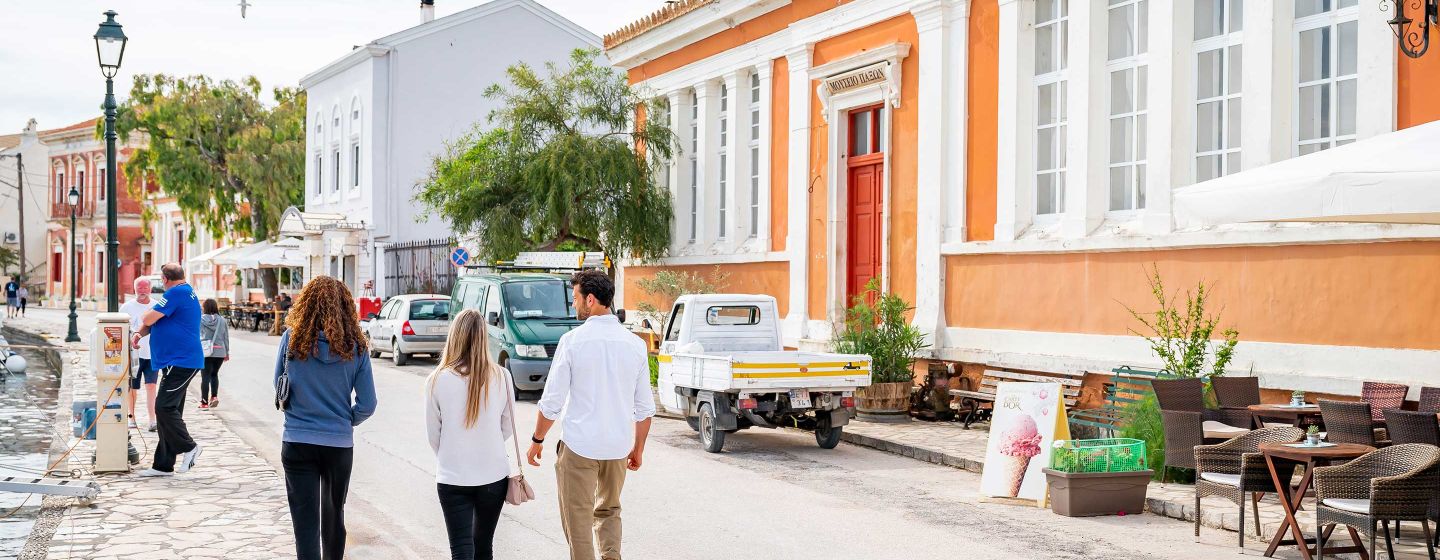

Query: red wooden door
[846,105,885,305]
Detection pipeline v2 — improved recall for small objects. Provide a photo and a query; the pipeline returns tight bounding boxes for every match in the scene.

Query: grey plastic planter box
[1042,468,1154,517]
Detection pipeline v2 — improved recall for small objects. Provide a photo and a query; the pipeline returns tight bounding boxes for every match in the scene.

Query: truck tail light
[738,398,757,410]
[841,396,855,408]
[401,321,415,336]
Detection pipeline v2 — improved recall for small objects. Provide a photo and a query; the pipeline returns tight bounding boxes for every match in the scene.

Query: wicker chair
[1153,378,1253,480]
[1419,387,1440,414]
[1383,409,1440,446]
[1319,399,1377,446]
[1193,427,1304,548]
[1313,444,1440,560]
[1212,376,1292,428]
[1363,381,1411,423]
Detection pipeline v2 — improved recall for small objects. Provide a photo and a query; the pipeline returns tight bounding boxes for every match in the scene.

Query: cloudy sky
[0,0,661,132]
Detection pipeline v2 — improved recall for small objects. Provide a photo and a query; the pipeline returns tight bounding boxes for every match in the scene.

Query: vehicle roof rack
[461,251,609,275]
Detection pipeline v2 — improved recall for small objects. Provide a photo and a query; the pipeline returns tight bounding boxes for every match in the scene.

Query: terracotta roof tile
[38,118,101,140]
[604,0,713,50]
[0,134,19,151]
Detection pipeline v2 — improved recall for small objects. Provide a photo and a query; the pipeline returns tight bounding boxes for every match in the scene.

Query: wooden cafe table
[1247,403,1322,429]
[1259,441,1376,560]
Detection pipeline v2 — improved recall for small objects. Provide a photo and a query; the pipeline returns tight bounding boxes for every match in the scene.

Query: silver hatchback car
[366,294,451,366]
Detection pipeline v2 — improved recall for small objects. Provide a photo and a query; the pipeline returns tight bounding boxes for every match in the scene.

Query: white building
[0,120,52,291]
[291,0,600,298]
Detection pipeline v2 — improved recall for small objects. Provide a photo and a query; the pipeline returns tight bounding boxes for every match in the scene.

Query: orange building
[40,118,149,308]
[608,0,1440,397]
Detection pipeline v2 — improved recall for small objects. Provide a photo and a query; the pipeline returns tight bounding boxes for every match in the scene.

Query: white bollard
[91,312,132,473]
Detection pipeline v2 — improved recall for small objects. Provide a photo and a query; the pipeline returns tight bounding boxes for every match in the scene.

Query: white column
[1356,1,1396,139]
[754,61,775,249]
[665,90,686,253]
[1142,0,1190,235]
[722,71,743,247]
[1242,0,1293,169]
[1062,0,1105,239]
[993,0,1032,241]
[783,45,812,344]
[911,1,950,348]
[695,80,717,247]
[945,0,971,244]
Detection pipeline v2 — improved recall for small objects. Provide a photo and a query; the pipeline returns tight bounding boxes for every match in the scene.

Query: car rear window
[705,306,760,326]
[409,299,451,320]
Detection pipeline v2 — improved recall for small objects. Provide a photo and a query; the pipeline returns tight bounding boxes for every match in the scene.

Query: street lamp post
[94,10,127,313]
[65,186,81,343]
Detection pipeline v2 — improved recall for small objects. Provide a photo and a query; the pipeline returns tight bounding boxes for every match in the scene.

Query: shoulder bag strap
[503,369,524,474]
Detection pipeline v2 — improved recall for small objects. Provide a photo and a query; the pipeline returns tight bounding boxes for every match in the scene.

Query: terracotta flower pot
[855,381,911,423]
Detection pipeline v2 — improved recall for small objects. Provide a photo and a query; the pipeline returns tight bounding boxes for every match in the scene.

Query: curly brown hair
[285,276,367,361]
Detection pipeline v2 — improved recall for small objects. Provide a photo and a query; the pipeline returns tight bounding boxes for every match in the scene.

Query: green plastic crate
[1048,438,1148,473]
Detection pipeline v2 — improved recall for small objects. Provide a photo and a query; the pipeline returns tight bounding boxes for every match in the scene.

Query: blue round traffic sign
[449,247,470,267]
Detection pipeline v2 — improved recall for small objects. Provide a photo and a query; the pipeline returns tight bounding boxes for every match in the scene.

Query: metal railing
[383,237,456,297]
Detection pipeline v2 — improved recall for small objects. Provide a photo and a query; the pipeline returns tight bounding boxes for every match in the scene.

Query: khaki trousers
[556,442,629,560]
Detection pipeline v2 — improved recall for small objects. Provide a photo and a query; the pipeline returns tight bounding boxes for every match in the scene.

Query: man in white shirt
[119,278,158,431]
[527,270,654,560]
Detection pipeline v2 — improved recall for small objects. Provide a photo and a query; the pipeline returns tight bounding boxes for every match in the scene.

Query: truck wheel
[698,403,726,453]
[392,339,409,366]
[815,425,844,449]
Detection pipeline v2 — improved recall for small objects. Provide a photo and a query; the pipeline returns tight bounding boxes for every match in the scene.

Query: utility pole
[1,153,24,283]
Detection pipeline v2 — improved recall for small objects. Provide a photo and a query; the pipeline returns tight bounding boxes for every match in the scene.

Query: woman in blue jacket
[274,275,377,560]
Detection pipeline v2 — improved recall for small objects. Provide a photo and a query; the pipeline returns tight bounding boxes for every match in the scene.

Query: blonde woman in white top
[425,308,514,560]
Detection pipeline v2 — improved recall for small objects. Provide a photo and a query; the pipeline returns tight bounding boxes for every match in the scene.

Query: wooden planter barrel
[855,381,911,423]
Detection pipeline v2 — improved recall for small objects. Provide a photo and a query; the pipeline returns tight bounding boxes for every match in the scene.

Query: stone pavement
[10,312,295,560]
[842,416,1436,559]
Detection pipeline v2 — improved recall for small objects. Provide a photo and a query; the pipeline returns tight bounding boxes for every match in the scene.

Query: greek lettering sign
[824,62,888,96]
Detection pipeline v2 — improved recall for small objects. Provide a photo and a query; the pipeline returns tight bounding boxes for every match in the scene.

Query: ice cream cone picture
[997,414,1043,497]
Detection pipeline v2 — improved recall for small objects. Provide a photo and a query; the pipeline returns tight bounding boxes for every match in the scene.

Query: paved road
[19,308,1257,559]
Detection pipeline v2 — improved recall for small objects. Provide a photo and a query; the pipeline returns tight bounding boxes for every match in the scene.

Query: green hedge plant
[831,279,929,384]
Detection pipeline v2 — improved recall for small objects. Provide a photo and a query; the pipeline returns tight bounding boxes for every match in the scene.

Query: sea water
[0,330,59,557]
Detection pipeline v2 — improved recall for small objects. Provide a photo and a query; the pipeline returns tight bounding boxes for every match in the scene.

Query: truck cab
[450,273,579,392]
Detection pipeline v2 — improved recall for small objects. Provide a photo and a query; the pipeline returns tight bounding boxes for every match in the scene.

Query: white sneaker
[177,444,203,473]
[128,416,138,429]
[148,420,157,432]
[137,468,173,477]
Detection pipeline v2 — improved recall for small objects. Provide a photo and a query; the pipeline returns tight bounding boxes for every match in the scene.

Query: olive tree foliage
[417,48,676,267]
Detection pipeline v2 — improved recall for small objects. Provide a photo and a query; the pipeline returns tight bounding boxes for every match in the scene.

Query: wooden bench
[949,367,1085,429]
[1067,366,1163,438]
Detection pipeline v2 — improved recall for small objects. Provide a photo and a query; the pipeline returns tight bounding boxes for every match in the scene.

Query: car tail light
[841,396,855,408]
[401,321,415,336]
[738,398,757,410]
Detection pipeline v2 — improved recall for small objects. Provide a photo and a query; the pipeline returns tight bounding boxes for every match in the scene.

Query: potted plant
[1305,424,1322,446]
[832,279,929,423]
[1290,390,1306,406]
[1043,438,1155,517]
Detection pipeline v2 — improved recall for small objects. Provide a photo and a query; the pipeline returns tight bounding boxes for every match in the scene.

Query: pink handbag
[503,372,535,506]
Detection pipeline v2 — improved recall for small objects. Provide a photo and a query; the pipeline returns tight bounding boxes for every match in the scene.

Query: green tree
[417,48,675,270]
[110,74,306,295]
[634,266,730,330]
[0,246,17,277]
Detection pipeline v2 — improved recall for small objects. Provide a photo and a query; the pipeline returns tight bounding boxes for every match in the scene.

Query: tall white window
[1035,0,1069,216]
[748,73,761,239]
[98,169,106,201]
[688,90,699,243]
[351,143,360,188]
[655,98,671,194]
[1107,0,1148,211]
[314,154,322,195]
[331,149,340,192]
[1295,0,1358,155]
[55,171,64,204]
[717,83,729,240]
[1195,0,1244,182]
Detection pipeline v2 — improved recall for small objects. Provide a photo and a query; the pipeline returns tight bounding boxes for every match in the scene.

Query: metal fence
[383,237,456,297]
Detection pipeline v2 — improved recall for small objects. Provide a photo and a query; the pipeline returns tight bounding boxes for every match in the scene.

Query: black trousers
[200,357,225,402]
[152,366,199,472]
[282,442,354,560]
[437,479,508,560]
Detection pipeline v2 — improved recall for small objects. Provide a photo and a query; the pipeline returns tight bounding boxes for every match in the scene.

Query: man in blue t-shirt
[133,263,205,476]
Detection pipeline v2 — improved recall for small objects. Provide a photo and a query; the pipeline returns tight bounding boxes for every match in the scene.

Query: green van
[450,272,580,391]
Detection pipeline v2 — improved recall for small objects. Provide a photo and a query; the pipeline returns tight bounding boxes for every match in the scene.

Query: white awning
[1174,121,1440,228]
[237,241,306,269]
[188,245,235,266]
[278,206,366,236]
[213,242,267,267]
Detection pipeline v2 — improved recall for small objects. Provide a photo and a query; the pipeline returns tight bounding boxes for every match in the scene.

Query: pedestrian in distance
[134,264,205,477]
[527,269,655,560]
[3,276,17,319]
[199,298,231,409]
[15,284,27,317]
[426,308,522,560]
[275,275,377,560]
[119,278,159,431]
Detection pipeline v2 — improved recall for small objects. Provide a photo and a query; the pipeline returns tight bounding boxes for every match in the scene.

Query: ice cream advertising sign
[979,382,1069,503]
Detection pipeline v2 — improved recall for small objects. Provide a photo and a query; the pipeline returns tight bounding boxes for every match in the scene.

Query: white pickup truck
[651,294,871,453]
